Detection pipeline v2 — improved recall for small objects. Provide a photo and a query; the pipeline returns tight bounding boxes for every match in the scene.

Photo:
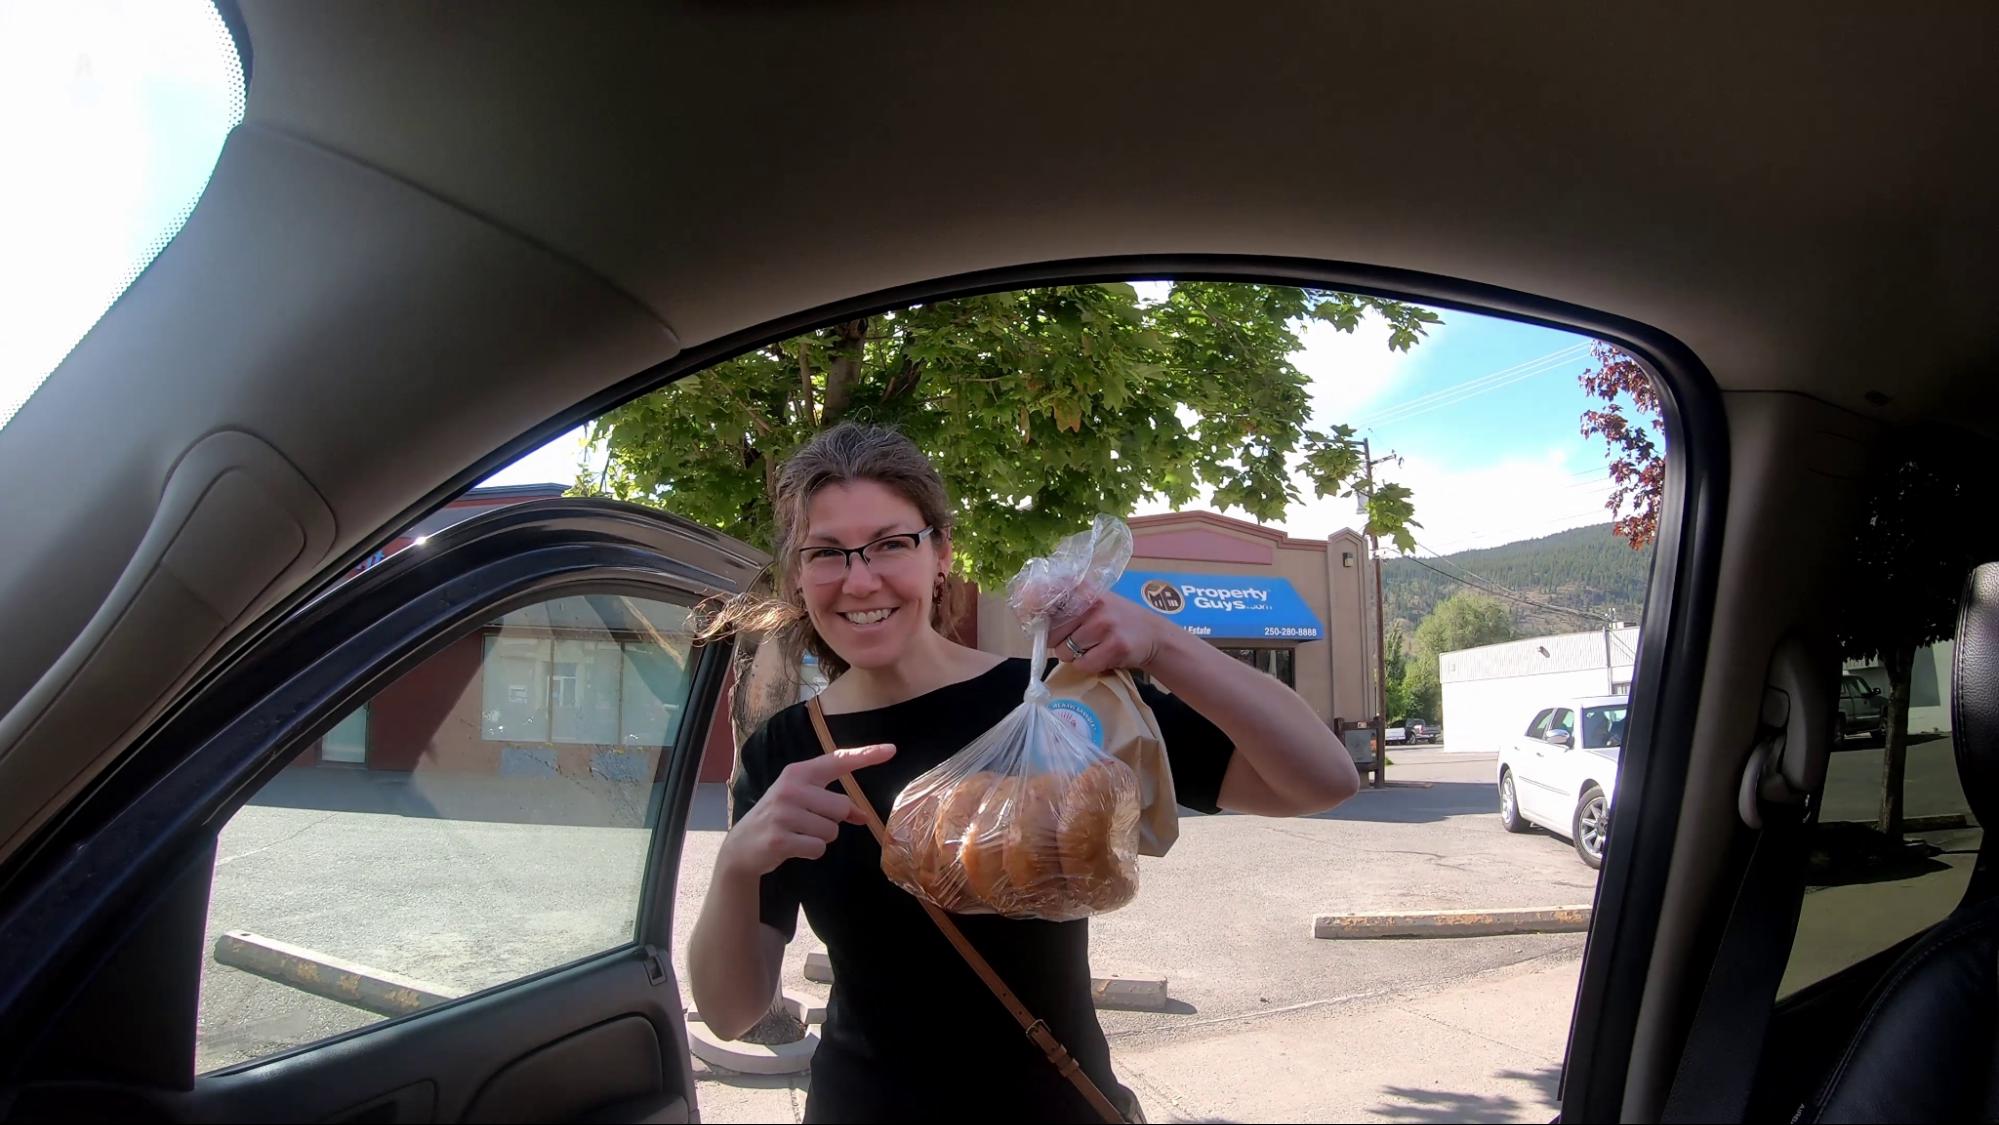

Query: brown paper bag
[1042,662,1179,857]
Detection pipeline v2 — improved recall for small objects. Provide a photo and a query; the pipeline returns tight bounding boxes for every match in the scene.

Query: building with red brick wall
[300,485,994,792]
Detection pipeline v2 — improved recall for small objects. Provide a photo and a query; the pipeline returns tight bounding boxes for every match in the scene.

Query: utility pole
[1363,439,1391,789]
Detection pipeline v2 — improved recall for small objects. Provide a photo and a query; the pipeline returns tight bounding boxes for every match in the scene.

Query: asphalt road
[1818,733,1966,824]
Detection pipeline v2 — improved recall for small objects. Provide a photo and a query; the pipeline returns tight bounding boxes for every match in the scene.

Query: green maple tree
[581,282,1435,587]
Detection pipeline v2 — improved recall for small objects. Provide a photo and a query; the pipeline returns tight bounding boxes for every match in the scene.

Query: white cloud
[1293,311,1435,430]
[1136,442,1617,554]
[1294,448,1617,551]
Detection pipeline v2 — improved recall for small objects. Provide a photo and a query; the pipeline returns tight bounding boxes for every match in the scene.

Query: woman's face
[797,479,949,671]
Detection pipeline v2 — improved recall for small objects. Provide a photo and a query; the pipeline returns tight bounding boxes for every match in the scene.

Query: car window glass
[1547,708,1575,739]
[1581,705,1628,749]
[197,594,698,1073]
[1782,633,1977,998]
[1780,438,1984,999]
[478,280,1666,1122]
[2,0,244,430]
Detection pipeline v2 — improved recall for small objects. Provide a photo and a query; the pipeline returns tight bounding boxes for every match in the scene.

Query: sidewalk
[1111,950,1576,1123]
[694,947,1579,1123]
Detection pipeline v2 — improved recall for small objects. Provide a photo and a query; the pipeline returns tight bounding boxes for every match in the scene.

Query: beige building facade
[977,511,1377,728]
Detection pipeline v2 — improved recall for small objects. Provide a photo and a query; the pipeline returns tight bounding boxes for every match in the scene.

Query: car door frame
[0,252,1733,1125]
[0,498,762,1123]
[1538,706,1584,830]
[1513,707,1562,826]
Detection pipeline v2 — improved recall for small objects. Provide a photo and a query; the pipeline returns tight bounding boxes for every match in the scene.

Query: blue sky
[484,303,1627,556]
[5,1,1637,559]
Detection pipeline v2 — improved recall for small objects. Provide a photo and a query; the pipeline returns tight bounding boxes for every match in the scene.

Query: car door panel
[1515,708,1563,825]
[1535,708,1579,830]
[193,953,684,1124]
[1510,709,1549,822]
[0,499,759,1124]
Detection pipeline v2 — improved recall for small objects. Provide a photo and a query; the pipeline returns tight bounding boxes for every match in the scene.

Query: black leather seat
[1800,563,1999,1122]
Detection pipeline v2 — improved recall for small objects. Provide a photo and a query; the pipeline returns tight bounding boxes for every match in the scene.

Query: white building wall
[1439,627,1640,754]
[1848,640,1954,737]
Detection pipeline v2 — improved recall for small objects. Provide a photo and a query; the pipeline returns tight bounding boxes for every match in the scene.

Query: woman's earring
[934,573,946,602]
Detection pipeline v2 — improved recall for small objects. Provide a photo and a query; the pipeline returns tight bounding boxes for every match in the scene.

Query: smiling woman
[0,0,243,428]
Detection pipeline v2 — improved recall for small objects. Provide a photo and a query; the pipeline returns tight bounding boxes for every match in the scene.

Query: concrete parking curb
[213,930,464,1017]
[1827,813,1971,832]
[1312,906,1593,939]
[804,951,834,984]
[685,1020,821,1076]
[686,992,826,1076]
[1092,976,1171,1011]
[805,950,1171,1011]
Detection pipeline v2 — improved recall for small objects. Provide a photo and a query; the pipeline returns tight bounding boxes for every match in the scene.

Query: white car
[1496,695,1629,868]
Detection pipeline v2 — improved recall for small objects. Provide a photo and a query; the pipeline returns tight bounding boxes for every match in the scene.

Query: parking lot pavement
[685,749,1597,1121]
[673,751,1597,1023]
[1112,945,1580,1123]
[199,752,1594,1116]
[1820,733,1965,824]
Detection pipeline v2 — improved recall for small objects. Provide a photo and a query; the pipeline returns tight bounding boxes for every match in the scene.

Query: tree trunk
[820,318,868,425]
[1876,642,1917,840]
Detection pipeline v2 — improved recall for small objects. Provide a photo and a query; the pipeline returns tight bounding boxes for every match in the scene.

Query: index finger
[790,742,897,784]
[1044,598,1103,648]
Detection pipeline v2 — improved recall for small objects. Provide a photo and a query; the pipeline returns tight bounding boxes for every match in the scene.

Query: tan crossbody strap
[805,697,1126,1124]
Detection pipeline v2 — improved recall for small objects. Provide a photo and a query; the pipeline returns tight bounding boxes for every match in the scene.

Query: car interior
[1,2,1996,1122]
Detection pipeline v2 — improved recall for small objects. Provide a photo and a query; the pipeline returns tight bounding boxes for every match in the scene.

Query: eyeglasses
[797,527,936,584]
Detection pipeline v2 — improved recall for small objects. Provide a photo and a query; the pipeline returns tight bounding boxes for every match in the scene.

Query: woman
[689,422,1360,1122]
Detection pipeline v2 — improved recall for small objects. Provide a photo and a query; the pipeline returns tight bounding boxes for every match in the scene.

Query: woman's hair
[700,422,954,679]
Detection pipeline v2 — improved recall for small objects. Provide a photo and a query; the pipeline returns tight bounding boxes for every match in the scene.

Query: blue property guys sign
[1111,571,1325,641]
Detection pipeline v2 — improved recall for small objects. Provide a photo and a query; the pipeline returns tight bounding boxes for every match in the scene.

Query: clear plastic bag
[1004,514,1133,628]
[880,517,1144,921]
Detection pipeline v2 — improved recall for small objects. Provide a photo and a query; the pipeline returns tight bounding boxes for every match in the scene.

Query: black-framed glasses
[797,527,936,584]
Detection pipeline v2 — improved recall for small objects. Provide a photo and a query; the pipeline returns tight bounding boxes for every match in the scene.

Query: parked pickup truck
[1837,674,1887,746]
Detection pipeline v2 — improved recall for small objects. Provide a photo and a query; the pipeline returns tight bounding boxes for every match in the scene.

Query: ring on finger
[1066,636,1092,657]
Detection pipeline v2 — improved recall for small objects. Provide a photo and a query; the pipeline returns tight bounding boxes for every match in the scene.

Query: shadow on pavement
[247,767,661,828]
[1372,1063,1562,1122]
[1215,780,1497,825]
[697,1069,802,1091]
[1805,822,1952,888]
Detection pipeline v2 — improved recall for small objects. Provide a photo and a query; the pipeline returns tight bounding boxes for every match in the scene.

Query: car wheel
[1834,713,1848,745]
[1500,770,1531,833]
[1574,784,1608,869]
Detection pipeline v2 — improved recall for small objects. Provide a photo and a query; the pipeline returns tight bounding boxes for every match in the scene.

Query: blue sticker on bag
[1049,699,1105,748]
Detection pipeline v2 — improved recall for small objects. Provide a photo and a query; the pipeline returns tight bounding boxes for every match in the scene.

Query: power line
[1399,552,1615,626]
[1362,344,1589,429]
[1409,537,1523,599]
[1412,535,1644,633]
[1362,344,1587,424]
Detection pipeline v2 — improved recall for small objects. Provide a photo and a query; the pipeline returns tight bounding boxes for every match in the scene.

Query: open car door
[0,498,762,1123]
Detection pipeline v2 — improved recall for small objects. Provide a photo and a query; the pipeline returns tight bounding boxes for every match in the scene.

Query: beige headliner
[0,0,1993,1041]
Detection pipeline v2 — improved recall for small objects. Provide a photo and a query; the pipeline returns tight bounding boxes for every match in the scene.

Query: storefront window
[551,639,622,744]
[621,641,689,746]
[1218,647,1296,688]
[482,635,551,740]
[320,705,368,764]
[482,629,691,748]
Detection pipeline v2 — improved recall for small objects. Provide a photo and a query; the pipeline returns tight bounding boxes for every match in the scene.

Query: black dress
[731,658,1236,1123]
